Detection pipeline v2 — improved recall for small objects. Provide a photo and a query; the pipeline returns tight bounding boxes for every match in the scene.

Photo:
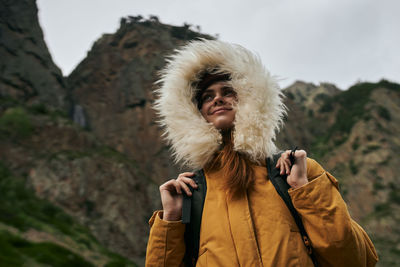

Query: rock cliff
[67,17,213,186]
[0,0,66,110]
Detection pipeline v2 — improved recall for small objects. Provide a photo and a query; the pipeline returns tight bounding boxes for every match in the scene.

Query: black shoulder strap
[266,153,318,267]
[182,169,207,267]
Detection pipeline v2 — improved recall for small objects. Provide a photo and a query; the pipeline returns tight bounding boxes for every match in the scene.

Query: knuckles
[159,179,177,191]
[160,173,195,192]
[284,149,307,158]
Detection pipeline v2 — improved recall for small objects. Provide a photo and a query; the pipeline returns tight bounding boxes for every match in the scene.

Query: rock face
[0,109,150,265]
[284,81,341,112]
[67,17,213,185]
[25,125,159,262]
[276,81,341,152]
[0,0,66,110]
[278,80,400,266]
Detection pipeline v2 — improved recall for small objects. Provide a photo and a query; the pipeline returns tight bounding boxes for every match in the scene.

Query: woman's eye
[224,89,236,97]
[202,94,213,102]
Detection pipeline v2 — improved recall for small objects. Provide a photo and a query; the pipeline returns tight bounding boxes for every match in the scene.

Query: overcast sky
[37,0,399,89]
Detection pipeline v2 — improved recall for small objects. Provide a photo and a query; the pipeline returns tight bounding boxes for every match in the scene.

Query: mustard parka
[147,39,378,266]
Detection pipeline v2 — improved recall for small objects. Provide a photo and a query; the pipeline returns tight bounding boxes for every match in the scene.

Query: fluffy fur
[154,39,286,169]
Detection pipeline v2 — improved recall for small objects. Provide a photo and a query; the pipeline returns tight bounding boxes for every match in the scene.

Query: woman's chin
[214,122,234,131]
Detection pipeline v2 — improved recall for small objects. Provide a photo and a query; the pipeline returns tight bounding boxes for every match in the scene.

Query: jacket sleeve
[145,211,186,267]
[288,158,378,266]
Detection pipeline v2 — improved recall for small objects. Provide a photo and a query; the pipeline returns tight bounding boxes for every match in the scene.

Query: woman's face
[200,81,237,130]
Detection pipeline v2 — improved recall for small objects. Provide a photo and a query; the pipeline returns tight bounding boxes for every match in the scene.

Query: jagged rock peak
[0,0,67,110]
[283,80,340,109]
[285,80,340,96]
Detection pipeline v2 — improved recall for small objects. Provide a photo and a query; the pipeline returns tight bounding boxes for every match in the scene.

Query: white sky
[37,0,399,89]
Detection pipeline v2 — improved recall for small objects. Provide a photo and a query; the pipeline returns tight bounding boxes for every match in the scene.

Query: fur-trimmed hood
[154,39,286,169]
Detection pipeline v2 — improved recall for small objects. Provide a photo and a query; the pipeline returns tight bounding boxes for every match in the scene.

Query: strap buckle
[289,146,298,167]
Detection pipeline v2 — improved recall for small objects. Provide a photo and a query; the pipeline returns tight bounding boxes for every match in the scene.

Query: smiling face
[199,81,237,130]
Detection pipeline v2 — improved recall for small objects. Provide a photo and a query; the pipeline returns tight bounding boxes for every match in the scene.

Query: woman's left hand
[276,149,309,189]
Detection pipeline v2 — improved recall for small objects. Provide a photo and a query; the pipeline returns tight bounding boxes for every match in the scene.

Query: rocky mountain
[0,111,137,266]
[284,81,341,112]
[276,81,341,151]
[0,0,66,110]
[0,0,399,266]
[278,80,400,266]
[67,15,213,186]
[1,0,213,265]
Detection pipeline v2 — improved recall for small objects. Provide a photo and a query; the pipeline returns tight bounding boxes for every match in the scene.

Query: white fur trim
[154,39,286,169]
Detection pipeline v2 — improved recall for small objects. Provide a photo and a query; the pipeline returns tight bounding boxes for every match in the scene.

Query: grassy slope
[311,79,400,159]
[0,100,138,266]
[0,160,136,267]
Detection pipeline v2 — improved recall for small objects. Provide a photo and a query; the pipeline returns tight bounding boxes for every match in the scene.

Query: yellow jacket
[145,158,378,266]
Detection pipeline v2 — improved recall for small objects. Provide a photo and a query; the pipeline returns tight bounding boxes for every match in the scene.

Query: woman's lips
[212,108,231,114]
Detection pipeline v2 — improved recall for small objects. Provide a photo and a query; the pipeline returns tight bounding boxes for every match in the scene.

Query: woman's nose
[213,93,225,105]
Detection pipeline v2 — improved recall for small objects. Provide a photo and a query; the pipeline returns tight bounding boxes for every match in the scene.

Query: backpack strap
[266,153,318,267]
[182,169,207,267]
[182,154,318,266]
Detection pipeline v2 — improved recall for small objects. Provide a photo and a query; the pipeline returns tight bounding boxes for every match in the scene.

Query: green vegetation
[352,137,360,151]
[349,160,358,175]
[0,230,94,267]
[286,92,295,100]
[96,146,138,165]
[0,161,136,266]
[372,202,391,217]
[319,80,399,133]
[0,104,68,141]
[314,93,330,102]
[0,161,98,244]
[27,103,69,121]
[377,106,391,121]
[104,252,136,267]
[372,237,400,267]
[28,103,49,115]
[362,144,380,154]
[361,177,400,266]
[47,146,139,168]
[311,80,399,159]
[0,107,33,139]
[372,177,385,194]
[170,24,204,40]
[0,96,20,109]
[388,182,400,204]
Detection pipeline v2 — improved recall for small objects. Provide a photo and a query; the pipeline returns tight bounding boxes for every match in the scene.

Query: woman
[146,39,378,266]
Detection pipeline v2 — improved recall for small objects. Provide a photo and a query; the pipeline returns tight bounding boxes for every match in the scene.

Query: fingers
[275,149,308,175]
[278,157,292,175]
[283,159,290,175]
[177,172,197,185]
[276,150,300,175]
[276,157,289,174]
[179,172,196,177]
[159,179,181,194]
[159,172,198,196]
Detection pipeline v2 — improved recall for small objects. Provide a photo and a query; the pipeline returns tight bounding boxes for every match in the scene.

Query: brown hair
[194,71,231,109]
[206,130,254,198]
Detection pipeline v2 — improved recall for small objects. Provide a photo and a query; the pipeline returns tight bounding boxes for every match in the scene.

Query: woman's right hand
[159,172,198,221]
